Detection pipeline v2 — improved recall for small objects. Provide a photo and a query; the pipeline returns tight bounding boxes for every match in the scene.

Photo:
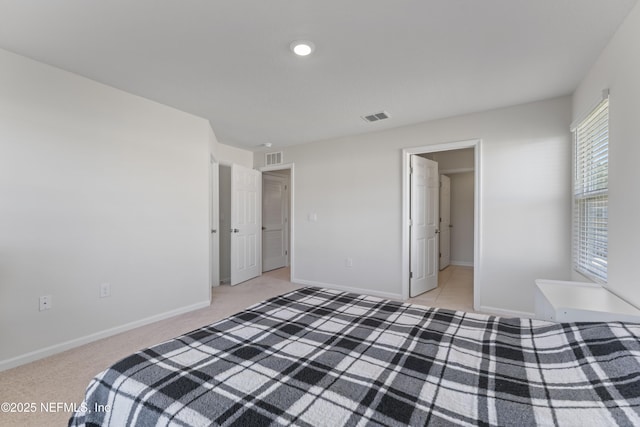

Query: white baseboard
[293,278,403,300]
[450,260,474,267]
[478,305,535,319]
[0,299,211,372]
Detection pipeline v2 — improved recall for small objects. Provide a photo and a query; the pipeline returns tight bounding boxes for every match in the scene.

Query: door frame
[209,154,220,291]
[259,163,295,280]
[439,174,451,270]
[401,139,482,309]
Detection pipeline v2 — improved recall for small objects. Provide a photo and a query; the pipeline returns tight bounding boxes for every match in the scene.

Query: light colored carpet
[0,266,473,426]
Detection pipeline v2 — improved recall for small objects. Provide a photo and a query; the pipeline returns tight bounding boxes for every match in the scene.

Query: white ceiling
[0,0,636,150]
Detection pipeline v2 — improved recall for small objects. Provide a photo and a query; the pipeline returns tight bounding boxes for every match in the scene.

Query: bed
[69,287,640,426]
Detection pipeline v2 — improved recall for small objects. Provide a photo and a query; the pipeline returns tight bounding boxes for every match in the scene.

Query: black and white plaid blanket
[69,287,640,426]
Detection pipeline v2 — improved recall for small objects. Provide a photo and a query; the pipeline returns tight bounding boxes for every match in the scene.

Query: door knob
[231,228,239,233]
[211,229,217,234]
[435,229,440,234]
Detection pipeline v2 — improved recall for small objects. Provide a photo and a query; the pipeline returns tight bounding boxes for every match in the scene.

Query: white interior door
[210,159,220,287]
[231,164,261,286]
[262,173,288,272]
[439,174,451,270]
[410,155,439,297]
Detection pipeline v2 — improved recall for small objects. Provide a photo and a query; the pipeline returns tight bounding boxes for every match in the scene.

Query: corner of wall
[208,121,219,160]
[217,142,254,168]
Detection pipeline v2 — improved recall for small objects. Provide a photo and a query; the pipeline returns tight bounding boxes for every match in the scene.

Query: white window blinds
[573,97,608,283]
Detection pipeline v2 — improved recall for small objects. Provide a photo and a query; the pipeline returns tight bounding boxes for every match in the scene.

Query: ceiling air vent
[362,111,390,123]
[265,151,283,166]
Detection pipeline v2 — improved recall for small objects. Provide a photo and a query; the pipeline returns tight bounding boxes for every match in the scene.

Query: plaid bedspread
[69,287,640,426]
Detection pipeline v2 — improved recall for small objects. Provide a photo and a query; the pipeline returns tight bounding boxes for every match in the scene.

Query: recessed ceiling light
[290,40,315,57]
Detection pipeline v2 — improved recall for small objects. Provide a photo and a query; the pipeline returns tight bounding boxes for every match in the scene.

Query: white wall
[255,96,572,314]
[217,142,253,167]
[572,2,640,307]
[208,123,219,160]
[450,172,474,265]
[0,49,211,369]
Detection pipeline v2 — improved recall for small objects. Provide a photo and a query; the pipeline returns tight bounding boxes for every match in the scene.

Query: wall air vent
[265,151,284,166]
[361,111,390,123]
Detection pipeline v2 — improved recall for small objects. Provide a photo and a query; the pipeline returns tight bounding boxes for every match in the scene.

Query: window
[572,95,608,283]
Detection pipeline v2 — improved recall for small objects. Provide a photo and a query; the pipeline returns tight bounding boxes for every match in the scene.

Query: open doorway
[420,149,475,269]
[218,164,232,284]
[217,162,295,286]
[402,140,481,310]
[260,164,294,282]
[262,170,290,272]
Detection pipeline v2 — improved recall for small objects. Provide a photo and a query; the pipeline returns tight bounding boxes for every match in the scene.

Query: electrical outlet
[346,258,353,268]
[39,295,52,311]
[100,282,111,298]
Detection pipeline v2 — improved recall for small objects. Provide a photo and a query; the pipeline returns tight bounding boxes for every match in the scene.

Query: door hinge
[285,250,288,255]
[285,185,287,190]
[410,271,413,279]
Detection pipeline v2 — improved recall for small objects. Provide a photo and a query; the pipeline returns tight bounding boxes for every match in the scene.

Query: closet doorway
[260,164,295,281]
[262,170,290,272]
[403,140,481,309]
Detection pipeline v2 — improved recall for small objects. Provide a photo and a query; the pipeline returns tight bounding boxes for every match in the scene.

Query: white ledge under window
[535,279,640,323]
